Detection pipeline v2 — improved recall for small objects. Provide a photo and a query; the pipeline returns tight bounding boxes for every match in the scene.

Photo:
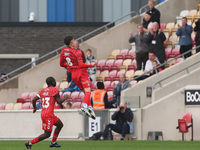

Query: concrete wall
[141,85,200,141]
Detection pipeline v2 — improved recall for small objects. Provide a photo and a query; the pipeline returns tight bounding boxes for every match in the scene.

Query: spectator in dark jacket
[100,102,134,140]
[176,17,193,59]
[194,19,200,53]
[144,0,160,26]
[108,74,130,108]
[147,22,166,67]
[129,24,149,70]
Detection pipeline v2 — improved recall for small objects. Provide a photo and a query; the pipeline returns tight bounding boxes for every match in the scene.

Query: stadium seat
[122,59,132,70]
[22,103,32,109]
[110,66,119,71]
[107,91,114,101]
[0,103,6,110]
[165,48,172,59]
[188,9,197,20]
[116,55,124,60]
[96,70,101,78]
[5,103,14,110]
[108,70,118,81]
[96,66,101,72]
[17,98,26,103]
[13,103,22,110]
[62,77,67,82]
[128,65,136,71]
[59,81,69,90]
[171,48,180,57]
[129,80,138,86]
[91,82,97,91]
[113,59,123,69]
[65,98,73,103]
[104,81,111,90]
[120,49,129,57]
[21,92,29,99]
[111,81,119,88]
[63,91,71,98]
[134,70,143,77]
[116,70,126,77]
[166,22,175,35]
[131,60,137,69]
[72,102,82,109]
[104,77,112,81]
[56,82,60,89]
[176,10,189,23]
[102,66,109,72]
[165,58,176,68]
[124,55,133,60]
[29,92,37,100]
[160,23,167,30]
[105,59,115,70]
[107,55,115,60]
[71,92,80,100]
[96,70,109,82]
[125,70,135,80]
[176,57,184,64]
[165,41,173,48]
[111,49,121,59]
[96,59,106,71]
[193,15,200,23]
[79,92,85,100]
[128,49,136,59]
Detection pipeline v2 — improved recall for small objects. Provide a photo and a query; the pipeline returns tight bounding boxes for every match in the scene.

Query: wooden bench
[113,133,136,140]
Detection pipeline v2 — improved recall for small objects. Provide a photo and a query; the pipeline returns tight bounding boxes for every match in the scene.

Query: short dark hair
[64,36,73,46]
[86,49,92,53]
[97,82,104,89]
[46,77,56,86]
[182,17,187,21]
[149,51,155,55]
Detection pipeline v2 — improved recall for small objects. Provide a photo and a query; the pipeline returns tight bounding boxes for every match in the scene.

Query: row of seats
[0,102,33,110]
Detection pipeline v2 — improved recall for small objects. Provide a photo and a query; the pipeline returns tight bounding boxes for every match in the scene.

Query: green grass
[0,140,200,150]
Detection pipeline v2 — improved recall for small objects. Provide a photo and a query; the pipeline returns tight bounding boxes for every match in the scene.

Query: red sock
[31,137,39,144]
[52,133,59,142]
[84,92,91,106]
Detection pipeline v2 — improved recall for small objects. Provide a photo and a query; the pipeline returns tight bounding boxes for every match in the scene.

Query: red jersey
[38,86,59,118]
[60,47,92,73]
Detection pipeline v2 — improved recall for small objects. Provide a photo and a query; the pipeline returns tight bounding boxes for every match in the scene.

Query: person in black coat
[194,19,200,53]
[145,0,160,27]
[100,102,134,140]
[147,22,166,68]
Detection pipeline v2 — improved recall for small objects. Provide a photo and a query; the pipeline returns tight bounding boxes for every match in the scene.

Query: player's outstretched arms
[78,60,94,68]
[32,96,40,113]
[56,94,69,105]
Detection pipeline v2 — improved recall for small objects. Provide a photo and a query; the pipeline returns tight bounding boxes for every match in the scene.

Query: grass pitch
[0,140,200,150]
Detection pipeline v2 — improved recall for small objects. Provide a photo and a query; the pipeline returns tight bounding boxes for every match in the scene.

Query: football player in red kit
[25,77,68,149]
[60,36,96,120]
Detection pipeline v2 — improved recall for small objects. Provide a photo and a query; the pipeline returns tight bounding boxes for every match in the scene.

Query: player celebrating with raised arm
[60,36,96,120]
[25,77,69,149]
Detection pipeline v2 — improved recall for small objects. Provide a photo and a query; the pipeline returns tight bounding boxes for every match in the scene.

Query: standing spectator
[129,24,149,70]
[100,102,134,140]
[176,17,193,59]
[91,82,109,109]
[85,49,97,82]
[147,22,166,66]
[144,0,160,26]
[108,74,130,108]
[194,19,200,53]
[143,12,153,32]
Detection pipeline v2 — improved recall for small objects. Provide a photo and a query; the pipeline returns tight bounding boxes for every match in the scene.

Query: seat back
[59,81,69,90]
[180,10,189,17]
[0,103,6,110]
[111,49,121,58]
[13,103,22,110]
[178,119,188,133]
[183,112,192,124]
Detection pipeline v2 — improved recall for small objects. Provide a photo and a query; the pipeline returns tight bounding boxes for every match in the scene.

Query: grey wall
[0,0,19,22]
[19,0,47,22]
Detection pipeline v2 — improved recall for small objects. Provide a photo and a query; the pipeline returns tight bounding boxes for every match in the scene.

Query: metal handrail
[0,10,138,81]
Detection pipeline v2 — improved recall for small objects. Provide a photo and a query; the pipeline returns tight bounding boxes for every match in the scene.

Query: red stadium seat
[109,70,118,81]
[72,102,82,109]
[107,91,114,101]
[105,59,115,70]
[0,103,6,110]
[104,81,111,90]
[116,55,124,60]
[65,98,73,103]
[20,92,31,102]
[114,59,123,68]
[29,92,37,100]
[120,49,129,57]
[104,77,112,81]
[17,98,26,103]
[110,66,118,71]
[63,92,71,98]
[171,48,180,57]
[107,87,114,91]
[129,80,138,86]
[71,92,80,100]
[128,65,136,71]
[160,23,167,30]
[131,60,137,69]
[22,103,32,109]
[128,49,136,59]
[79,92,85,100]
[165,48,172,59]
[96,66,101,72]
[97,59,106,71]
[73,98,83,102]
[124,55,133,60]
[116,70,126,77]
[102,66,109,71]
[176,57,184,64]
[91,82,97,91]
[113,77,120,81]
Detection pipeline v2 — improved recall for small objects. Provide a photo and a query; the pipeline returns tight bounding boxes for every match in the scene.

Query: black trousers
[180,45,193,59]
[102,122,130,138]
[136,52,149,70]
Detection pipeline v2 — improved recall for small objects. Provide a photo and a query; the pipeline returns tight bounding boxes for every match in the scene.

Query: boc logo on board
[185,90,200,105]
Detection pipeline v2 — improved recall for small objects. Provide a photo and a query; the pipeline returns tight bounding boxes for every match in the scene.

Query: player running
[60,36,96,120]
[25,77,68,149]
